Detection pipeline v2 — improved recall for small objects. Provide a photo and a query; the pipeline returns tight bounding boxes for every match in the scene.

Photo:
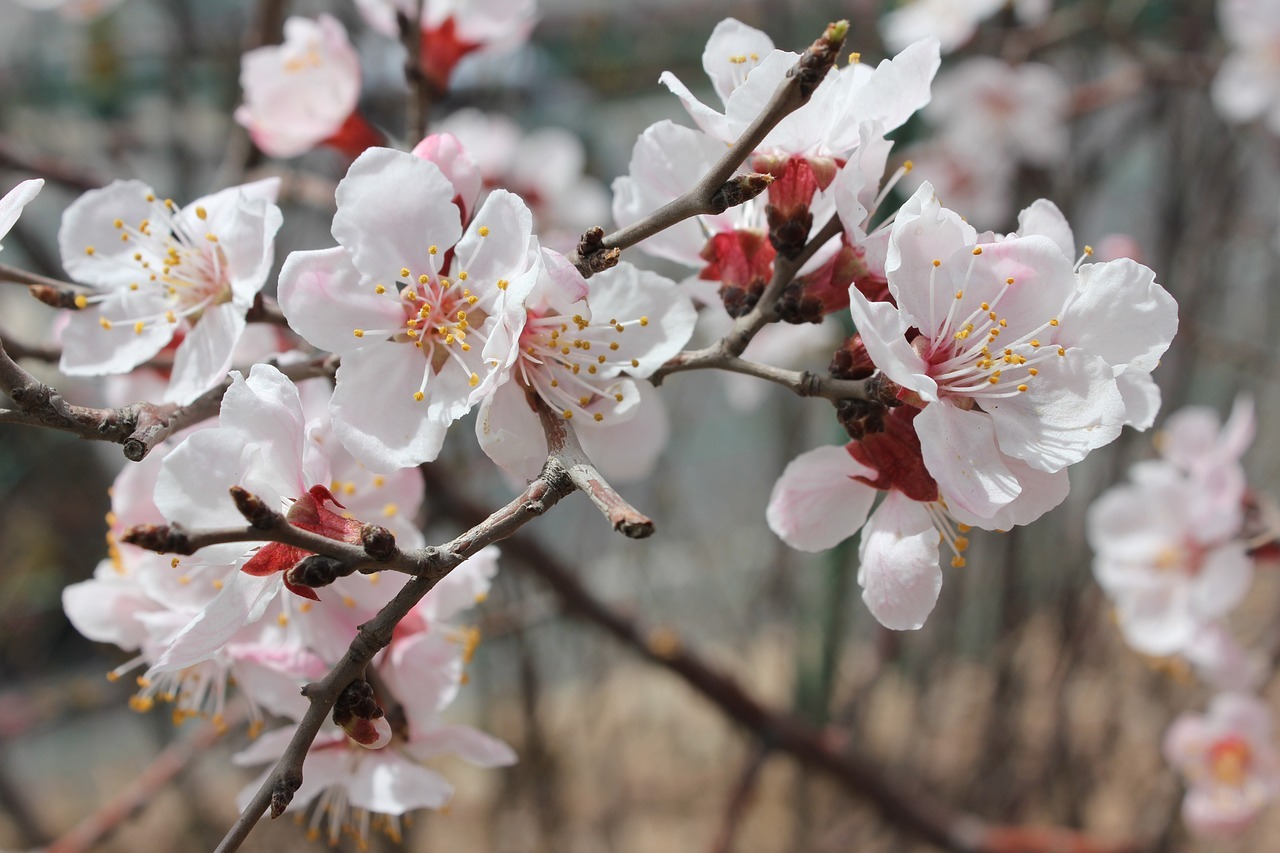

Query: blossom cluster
[1088,399,1280,837]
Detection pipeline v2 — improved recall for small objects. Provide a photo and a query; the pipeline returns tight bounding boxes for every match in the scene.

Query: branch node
[286,554,352,591]
[121,523,193,555]
[28,284,85,310]
[269,772,301,820]
[230,486,278,529]
[709,173,773,214]
[793,20,848,97]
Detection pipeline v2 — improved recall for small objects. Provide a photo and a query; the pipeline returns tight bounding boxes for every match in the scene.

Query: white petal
[164,302,245,405]
[347,753,453,814]
[858,493,942,630]
[151,571,281,672]
[406,725,518,767]
[847,286,937,400]
[767,445,878,552]
[278,247,406,354]
[0,178,42,247]
[915,403,1021,519]
[702,18,775,105]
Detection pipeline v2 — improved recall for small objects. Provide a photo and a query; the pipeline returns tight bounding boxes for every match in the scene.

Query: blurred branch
[565,20,849,277]
[213,395,645,852]
[212,0,288,189]
[45,710,237,853]
[710,745,771,853]
[424,468,1146,853]
[399,0,435,144]
[0,136,106,192]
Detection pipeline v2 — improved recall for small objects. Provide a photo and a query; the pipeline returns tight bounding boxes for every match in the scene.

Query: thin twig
[0,135,107,192]
[208,397,647,851]
[399,0,434,144]
[565,20,850,277]
[0,262,87,291]
[710,745,771,853]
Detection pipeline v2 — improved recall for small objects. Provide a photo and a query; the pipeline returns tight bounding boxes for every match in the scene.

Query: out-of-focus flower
[476,259,695,481]
[355,0,536,90]
[0,178,42,250]
[13,0,124,21]
[278,147,539,470]
[1165,693,1280,836]
[236,15,381,159]
[436,109,610,253]
[1212,0,1280,133]
[881,0,1051,54]
[57,178,282,405]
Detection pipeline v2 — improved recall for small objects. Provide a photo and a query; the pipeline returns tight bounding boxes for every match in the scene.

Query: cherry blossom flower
[1212,0,1280,133]
[1164,693,1280,836]
[476,259,695,480]
[848,182,1176,521]
[278,147,539,470]
[236,15,382,159]
[767,407,1067,629]
[436,108,610,252]
[150,364,426,671]
[926,58,1070,169]
[234,555,513,848]
[1089,461,1251,656]
[881,0,1050,54]
[355,0,536,90]
[0,178,42,250]
[57,178,283,405]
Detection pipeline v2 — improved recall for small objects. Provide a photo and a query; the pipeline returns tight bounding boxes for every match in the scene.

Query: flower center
[79,194,232,336]
[1209,736,1252,787]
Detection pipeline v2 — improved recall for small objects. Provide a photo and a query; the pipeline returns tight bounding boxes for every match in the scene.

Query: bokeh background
[1,0,1278,850]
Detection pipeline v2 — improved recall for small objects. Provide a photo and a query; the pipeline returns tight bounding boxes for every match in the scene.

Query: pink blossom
[881,0,1049,54]
[236,15,380,159]
[278,147,540,470]
[1212,0,1280,133]
[57,178,283,405]
[1165,693,1280,836]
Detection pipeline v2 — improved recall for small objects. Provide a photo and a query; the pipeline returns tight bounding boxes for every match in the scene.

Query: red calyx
[239,485,364,601]
[322,112,387,159]
[700,229,776,318]
[420,18,481,91]
[846,407,939,503]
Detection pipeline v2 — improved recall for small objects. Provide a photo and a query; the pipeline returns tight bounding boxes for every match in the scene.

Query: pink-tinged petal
[657,71,735,142]
[767,445,878,552]
[951,460,1069,531]
[164,302,245,405]
[586,264,697,377]
[182,180,282,306]
[1060,259,1178,378]
[278,247,406,355]
[150,571,281,672]
[422,546,499,623]
[533,248,590,314]
[229,658,309,720]
[961,235,1076,339]
[578,380,671,483]
[329,343,458,471]
[454,189,534,295]
[702,18,775,105]
[915,403,1021,519]
[219,365,309,501]
[0,178,42,246]
[232,725,301,768]
[347,752,453,813]
[62,569,156,650]
[847,286,937,400]
[1114,580,1198,656]
[59,180,157,289]
[385,632,464,718]
[1190,543,1253,619]
[1220,395,1257,462]
[405,725,518,767]
[612,121,731,268]
[59,290,174,375]
[333,148,462,282]
[1116,372,1162,431]
[986,349,1125,472]
[1184,625,1264,692]
[844,38,941,134]
[885,183,976,336]
[476,380,546,481]
[1212,53,1273,123]
[156,428,256,532]
[857,492,942,630]
[1183,781,1269,837]
[411,132,482,217]
[1015,198,1074,258]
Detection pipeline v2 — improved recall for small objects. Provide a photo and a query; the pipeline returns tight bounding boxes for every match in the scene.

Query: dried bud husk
[230,486,276,529]
[361,524,397,561]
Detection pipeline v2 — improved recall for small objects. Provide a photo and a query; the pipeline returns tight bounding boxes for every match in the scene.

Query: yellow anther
[120,233,129,242]
[404,289,418,301]
[74,294,88,309]
[903,160,914,172]
[134,321,145,335]
[99,317,113,330]
[277,613,288,627]
[145,193,156,202]
[578,395,591,406]
[195,206,207,220]
[375,284,386,294]
[957,523,972,533]
[178,575,191,585]
[609,341,619,350]
[342,595,356,609]
[383,503,398,517]
[614,392,624,402]
[373,475,386,488]
[400,267,411,278]
[1017,384,1029,392]
[1006,277,1015,285]
[955,290,963,300]
[597,355,607,364]
[164,199,175,210]
[848,52,861,64]
[113,218,123,228]
[932,259,941,267]
[1030,339,1040,347]
[1084,245,1094,255]
[989,376,1000,384]
[353,329,365,337]
[562,409,573,419]
[972,247,983,255]
[212,578,223,590]
[478,226,490,237]
[461,343,471,351]
[593,413,604,422]
[469,372,479,387]
[1058,347,1066,356]
[414,340,423,348]
[85,245,96,255]
[954,537,970,552]
[999,319,1007,327]
[407,328,419,338]
[171,557,180,568]
[418,274,429,285]
[1049,318,1059,326]
[466,295,478,305]
[639,316,649,326]
[458,271,468,281]
[951,555,966,568]
[588,365,598,374]
[413,391,425,401]
[205,233,218,242]
[497,279,509,290]
[165,310,176,324]
[428,245,438,255]
[456,310,467,321]
[1028,368,1038,376]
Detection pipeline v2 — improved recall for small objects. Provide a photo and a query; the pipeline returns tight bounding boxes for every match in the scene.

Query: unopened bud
[28,284,85,310]
[829,336,875,380]
[866,372,905,408]
[793,19,848,97]
[836,398,886,441]
[333,679,390,748]
[121,523,192,555]
[286,554,350,590]
[230,486,276,529]
[709,173,773,213]
[361,524,397,561]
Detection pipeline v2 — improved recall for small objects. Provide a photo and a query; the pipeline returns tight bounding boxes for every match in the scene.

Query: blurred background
[1,0,1279,850]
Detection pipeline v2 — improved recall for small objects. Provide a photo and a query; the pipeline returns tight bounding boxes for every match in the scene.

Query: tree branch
[0,135,107,192]
[565,20,849,277]
[423,468,1145,853]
